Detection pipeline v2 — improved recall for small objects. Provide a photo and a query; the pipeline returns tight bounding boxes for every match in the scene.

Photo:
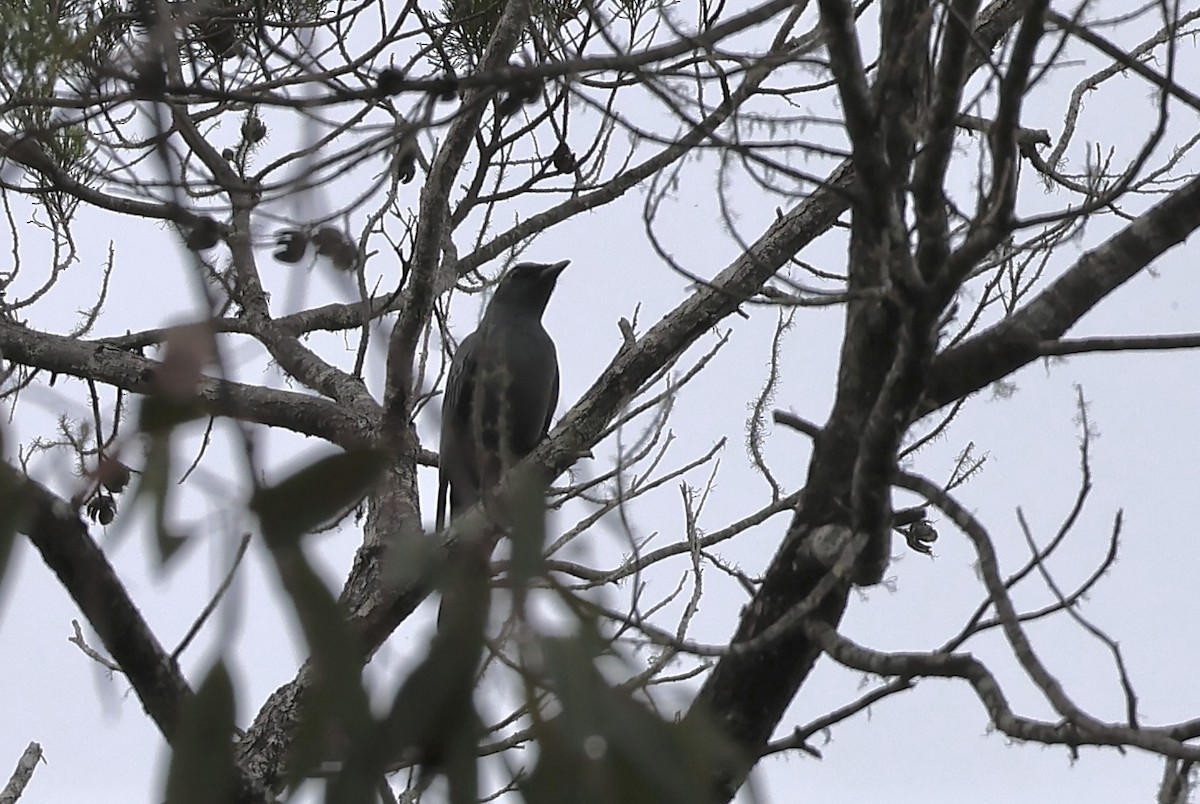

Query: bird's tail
[436,470,449,532]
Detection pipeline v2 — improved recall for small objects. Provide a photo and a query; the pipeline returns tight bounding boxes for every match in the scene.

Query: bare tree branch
[0,320,375,448]
[0,742,43,804]
[4,462,271,802]
[925,170,1200,412]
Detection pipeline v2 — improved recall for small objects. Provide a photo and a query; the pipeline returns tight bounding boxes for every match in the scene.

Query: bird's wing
[436,469,450,532]
[542,361,559,440]
[444,331,479,426]
[438,331,479,530]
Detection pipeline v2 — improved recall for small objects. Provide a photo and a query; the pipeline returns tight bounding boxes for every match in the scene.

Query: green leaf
[163,661,238,804]
[0,428,21,600]
[507,468,548,611]
[130,431,188,565]
[522,633,745,804]
[138,395,205,433]
[251,449,385,548]
[331,547,489,802]
[250,451,383,789]
[266,543,373,791]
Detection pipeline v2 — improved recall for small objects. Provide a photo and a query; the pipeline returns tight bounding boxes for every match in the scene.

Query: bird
[436,260,569,531]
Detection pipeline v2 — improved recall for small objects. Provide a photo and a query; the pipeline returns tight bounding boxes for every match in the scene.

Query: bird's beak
[544,260,570,279]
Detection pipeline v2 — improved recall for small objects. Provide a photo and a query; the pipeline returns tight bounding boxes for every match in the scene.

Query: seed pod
[241,116,267,144]
[312,227,360,271]
[184,216,222,252]
[87,494,116,526]
[514,76,541,105]
[273,229,310,264]
[497,92,524,118]
[377,67,405,96]
[393,135,418,184]
[196,18,239,59]
[133,58,167,98]
[99,457,133,494]
[438,79,459,102]
[550,143,576,173]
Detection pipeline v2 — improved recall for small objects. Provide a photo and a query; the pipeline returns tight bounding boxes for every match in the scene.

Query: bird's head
[486,260,570,320]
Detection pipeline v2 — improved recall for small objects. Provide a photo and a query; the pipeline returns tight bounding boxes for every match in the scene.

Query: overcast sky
[3,3,1200,802]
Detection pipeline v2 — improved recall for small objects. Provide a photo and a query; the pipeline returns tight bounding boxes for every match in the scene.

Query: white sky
[3,3,1200,802]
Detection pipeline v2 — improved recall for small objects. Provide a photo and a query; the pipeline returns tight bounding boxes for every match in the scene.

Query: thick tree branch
[234,0,1039,792]
[0,742,43,804]
[944,0,1047,286]
[385,0,533,431]
[687,2,1037,798]
[924,169,1200,413]
[1037,334,1200,356]
[816,0,887,196]
[0,320,376,449]
[805,618,1200,759]
[913,0,980,281]
[3,463,270,802]
[895,470,1200,759]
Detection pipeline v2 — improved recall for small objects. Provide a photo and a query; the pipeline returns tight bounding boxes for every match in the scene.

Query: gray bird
[436,260,569,531]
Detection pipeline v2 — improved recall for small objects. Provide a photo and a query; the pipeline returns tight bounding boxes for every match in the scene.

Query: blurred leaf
[156,323,215,401]
[134,324,214,459]
[163,660,238,804]
[130,431,188,564]
[0,429,20,601]
[138,395,205,433]
[333,539,490,802]
[334,638,483,804]
[522,633,744,804]
[270,542,373,791]
[251,449,385,548]
[507,471,548,611]
[252,451,383,788]
[381,521,438,591]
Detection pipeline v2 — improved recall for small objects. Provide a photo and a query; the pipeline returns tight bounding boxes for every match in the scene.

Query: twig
[763,676,914,759]
[173,532,254,661]
[68,619,123,674]
[0,742,44,804]
[1038,333,1200,356]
